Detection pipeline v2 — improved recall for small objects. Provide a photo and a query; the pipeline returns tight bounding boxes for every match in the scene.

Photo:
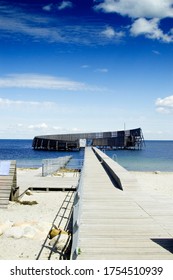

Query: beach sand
[0,168,173,260]
[131,171,173,198]
[0,168,79,260]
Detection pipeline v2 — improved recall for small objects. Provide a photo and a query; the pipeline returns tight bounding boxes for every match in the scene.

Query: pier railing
[71,166,84,259]
[42,156,72,177]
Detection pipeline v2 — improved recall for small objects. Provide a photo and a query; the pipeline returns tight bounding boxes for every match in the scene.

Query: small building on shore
[32,128,144,151]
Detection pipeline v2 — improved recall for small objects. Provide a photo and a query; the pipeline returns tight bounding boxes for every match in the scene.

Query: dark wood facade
[32,128,144,151]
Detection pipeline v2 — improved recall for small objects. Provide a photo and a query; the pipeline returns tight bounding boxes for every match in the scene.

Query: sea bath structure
[32,127,144,151]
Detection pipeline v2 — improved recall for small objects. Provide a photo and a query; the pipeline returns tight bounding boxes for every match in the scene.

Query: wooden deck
[0,160,18,208]
[17,168,79,195]
[73,147,173,260]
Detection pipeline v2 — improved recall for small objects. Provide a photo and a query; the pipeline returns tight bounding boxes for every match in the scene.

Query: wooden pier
[71,147,173,260]
[0,160,18,208]
[32,127,144,151]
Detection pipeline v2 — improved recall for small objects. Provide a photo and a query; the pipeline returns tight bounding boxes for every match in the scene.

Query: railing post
[71,166,84,259]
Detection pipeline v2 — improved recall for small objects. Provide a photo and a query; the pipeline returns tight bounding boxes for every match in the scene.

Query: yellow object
[49,228,68,239]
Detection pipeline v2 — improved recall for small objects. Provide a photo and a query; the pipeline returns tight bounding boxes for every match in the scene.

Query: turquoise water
[0,139,173,171]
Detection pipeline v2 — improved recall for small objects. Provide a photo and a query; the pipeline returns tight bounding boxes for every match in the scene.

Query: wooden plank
[74,147,173,260]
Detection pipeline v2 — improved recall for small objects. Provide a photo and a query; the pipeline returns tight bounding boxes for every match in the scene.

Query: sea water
[0,139,173,171]
[0,139,84,168]
[105,141,173,172]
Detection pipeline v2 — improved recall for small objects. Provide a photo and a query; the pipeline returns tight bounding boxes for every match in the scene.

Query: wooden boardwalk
[0,160,18,208]
[17,168,79,195]
[74,147,173,260]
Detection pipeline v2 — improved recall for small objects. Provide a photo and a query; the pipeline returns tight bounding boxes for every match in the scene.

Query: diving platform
[32,127,144,151]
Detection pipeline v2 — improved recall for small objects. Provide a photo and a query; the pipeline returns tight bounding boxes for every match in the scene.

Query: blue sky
[1,0,173,139]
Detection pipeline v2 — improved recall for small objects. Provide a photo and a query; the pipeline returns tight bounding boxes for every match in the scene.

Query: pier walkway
[72,147,173,260]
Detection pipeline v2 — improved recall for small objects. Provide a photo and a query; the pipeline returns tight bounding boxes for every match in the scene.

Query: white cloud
[42,4,53,12]
[27,123,83,134]
[0,4,124,46]
[17,123,23,127]
[130,18,173,42]
[101,26,125,39]
[58,1,73,10]
[94,0,173,19]
[43,1,73,12]
[0,74,88,91]
[0,13,92,44]
[82,64,108,73]
[130,18,159,35]
[0,98,55,108]
[95,1,173,43]
[28,123,48,130]
[95,68,108,73]
[0,14,116,45]
[102,26,116,38]
[81,65,90,69]
[0,14,63,43]
[152,50,161,55]
[155,95,173,113]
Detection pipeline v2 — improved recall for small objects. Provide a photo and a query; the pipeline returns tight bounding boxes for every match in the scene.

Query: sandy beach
[0,168,173,260]
[131,171,173,198]
[0,168,79,260]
